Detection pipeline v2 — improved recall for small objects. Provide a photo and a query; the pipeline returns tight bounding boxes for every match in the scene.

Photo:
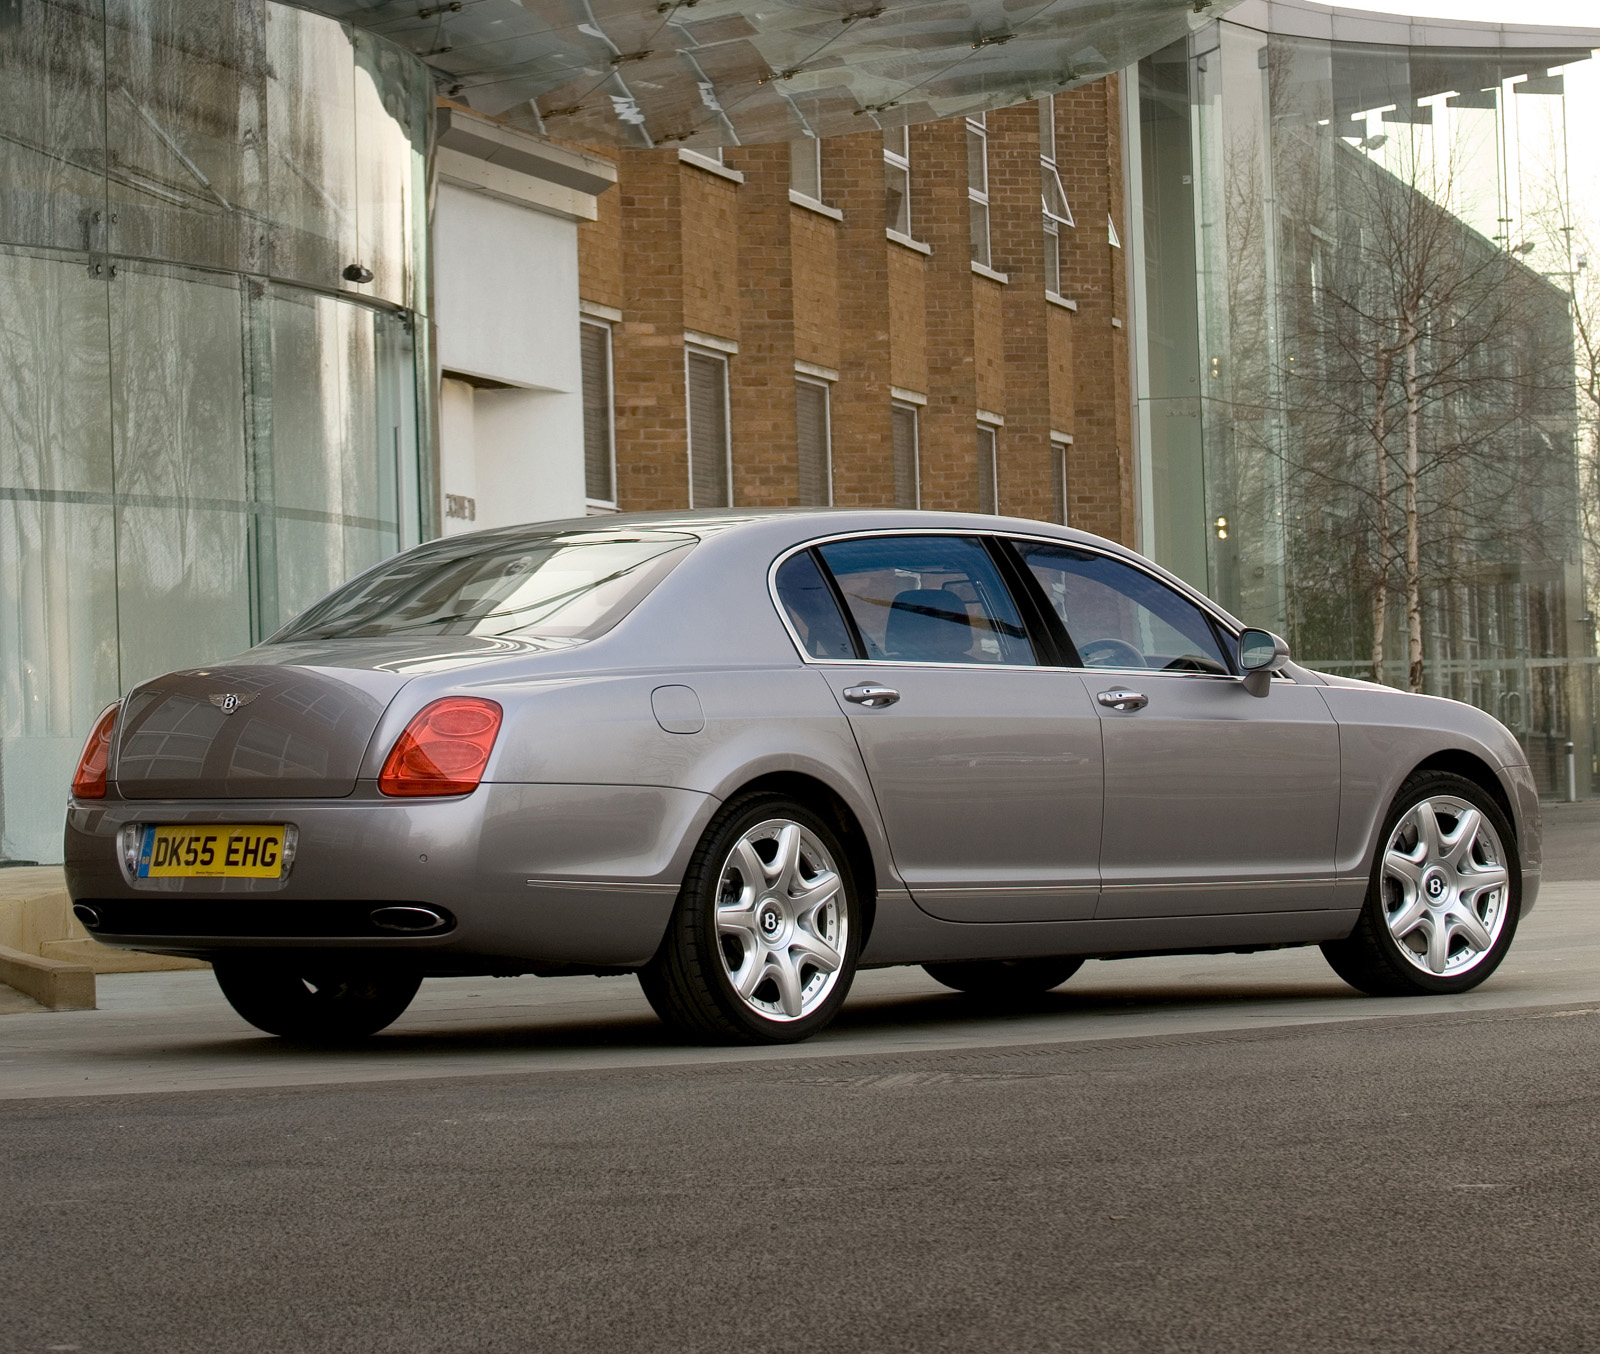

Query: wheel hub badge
[759,904,782,936]
[1422,867,1448,903]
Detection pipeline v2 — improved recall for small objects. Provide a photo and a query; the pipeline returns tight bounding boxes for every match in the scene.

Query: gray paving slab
[2,882,1595,1102]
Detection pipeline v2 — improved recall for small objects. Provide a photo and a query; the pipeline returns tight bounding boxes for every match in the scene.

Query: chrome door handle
[843,683,900,708]
[1096,689,1148,712]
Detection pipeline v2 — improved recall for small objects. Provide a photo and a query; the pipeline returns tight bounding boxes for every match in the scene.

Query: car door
[774,535,1103,922]
[1006,539,1340,918]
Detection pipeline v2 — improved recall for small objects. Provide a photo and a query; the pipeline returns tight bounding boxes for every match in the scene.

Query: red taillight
[72,703,120,800]
[378,697,503,797]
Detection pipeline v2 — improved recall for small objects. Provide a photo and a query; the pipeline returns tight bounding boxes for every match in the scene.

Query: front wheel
[1321,770,1519,997]
[213,958,422,1041]
[923,957,1083,997]
[639,793,860,1044]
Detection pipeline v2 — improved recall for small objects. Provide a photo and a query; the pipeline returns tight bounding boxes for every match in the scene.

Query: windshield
[272,529,697,642]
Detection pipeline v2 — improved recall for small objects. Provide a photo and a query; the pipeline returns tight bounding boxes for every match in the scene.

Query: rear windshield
[272,529,697,643]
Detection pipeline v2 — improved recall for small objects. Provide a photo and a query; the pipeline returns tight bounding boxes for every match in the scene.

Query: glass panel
[774,550,855,659]
[276,530,696,643]
[1037,96,1055,162]
[104,0,265,277]
[969,198,990,268]
[891,402,918,508]
[263,4,358,297]
[581,321,615,503]
[0,250,118,864]
[1044,219,1061,295]
[885,160,911,236]
[1051,442,1068,525]
[795,379,830,506]
[976,425,996,514]
[790,137,821,200]
[687,350,729,508]
[352,28,429,309]
[818,535,1034,666]
[0,0,108,252]
[1015,541,1231,674]
[966,121,987,195]
[109,264,251,688]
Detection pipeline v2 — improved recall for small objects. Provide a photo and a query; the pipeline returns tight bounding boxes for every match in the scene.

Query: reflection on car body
[65,510,1540,1044]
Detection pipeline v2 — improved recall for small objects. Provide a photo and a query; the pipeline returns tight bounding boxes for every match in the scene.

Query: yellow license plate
[136,825,287,879]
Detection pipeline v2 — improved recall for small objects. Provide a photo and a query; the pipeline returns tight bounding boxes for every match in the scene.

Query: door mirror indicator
[1238,628,1290,697]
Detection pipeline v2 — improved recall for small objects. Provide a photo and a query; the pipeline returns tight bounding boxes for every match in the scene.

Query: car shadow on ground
[151,976,1375,1065]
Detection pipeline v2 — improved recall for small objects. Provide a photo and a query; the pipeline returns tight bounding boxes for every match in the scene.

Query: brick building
[570,78,1136,546]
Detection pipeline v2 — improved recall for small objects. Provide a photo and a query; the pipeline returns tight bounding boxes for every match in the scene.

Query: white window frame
[967,112,990,269]
[580,318,618,513]
[794,374,834,507]
[1039,96,1074,300]
[791,136,822,203]
[976,421,998,514]
[685,345,732,509]
[884,126,912,239]
[1050,439,1070,525]
[891,399,920,510]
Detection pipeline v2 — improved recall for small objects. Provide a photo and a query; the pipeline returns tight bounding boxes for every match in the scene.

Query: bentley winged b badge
[209,691,259,716]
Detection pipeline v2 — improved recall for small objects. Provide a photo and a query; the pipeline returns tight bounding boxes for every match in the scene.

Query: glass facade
[0,0,434,862]
[1131,15,1597,797]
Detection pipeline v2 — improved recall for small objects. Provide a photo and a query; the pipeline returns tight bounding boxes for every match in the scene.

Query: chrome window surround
[767,527,1254,680]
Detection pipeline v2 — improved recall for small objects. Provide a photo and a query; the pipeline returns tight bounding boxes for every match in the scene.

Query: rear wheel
[922,957,1083,997]
[639,793,860,1044]
[1321,770,1519,997]
[213,958,421,1041]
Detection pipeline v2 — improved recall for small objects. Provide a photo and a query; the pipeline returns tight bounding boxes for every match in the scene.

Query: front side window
[817,535,1033,666]
[273,530,697,644]
[1010,541,1230,674]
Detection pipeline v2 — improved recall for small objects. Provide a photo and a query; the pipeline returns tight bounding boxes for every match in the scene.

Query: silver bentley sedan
[64,510,1540,1044]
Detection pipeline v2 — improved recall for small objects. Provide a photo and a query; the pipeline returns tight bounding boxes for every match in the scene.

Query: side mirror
[1238,628,1290,698]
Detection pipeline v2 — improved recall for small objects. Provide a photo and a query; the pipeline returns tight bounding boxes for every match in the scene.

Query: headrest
[884,588,974,663]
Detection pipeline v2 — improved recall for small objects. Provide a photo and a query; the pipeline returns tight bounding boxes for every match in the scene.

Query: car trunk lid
[114,664,407,800]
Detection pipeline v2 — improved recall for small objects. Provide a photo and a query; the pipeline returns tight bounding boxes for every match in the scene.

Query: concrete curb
[0,944,95,1010]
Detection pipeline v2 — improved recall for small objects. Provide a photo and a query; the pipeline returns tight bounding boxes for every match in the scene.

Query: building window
[791,137,822,201]
[795,377,832,506]
[967,113,990,268]
[1051,440,1069,525]
[884,127,912,237]
[891,400,919,508]
[686,348,731,508]
[976,424,998,514]
[580,320,616,507]
[1039,96,1074,296]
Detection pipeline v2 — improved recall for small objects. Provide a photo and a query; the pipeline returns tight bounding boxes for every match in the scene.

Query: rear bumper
[64,782,715,969]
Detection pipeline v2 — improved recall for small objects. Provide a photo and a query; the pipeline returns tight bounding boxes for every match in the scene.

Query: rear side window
[816,535,1034,665]
[774,550,857,660]
[273,530,696,643]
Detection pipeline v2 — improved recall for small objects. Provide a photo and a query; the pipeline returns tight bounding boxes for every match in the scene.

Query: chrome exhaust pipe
[370,905,448,933]
[73,904,102,929]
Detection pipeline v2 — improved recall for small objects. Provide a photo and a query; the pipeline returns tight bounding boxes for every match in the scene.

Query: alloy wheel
[714,818,847,1021]
[1380,794,1510,978]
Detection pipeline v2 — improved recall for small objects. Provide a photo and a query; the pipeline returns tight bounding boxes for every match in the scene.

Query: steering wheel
[1078,636,1146,668]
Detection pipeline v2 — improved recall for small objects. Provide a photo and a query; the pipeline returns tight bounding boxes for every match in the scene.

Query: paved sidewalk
[1,880,1594,1101]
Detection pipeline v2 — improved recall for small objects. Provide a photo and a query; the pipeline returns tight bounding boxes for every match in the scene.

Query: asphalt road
[4,845,1600,1351]
[4,1004,1600,1354]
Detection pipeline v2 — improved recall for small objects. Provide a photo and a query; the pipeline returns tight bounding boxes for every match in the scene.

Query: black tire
[639,791,861,1045]
[213,958,422,1041]
[922,957,1084,996]
[1321,770,1520,997]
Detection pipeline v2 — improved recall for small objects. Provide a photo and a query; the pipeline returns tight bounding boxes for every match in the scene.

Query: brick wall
[573,79,1132,527]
